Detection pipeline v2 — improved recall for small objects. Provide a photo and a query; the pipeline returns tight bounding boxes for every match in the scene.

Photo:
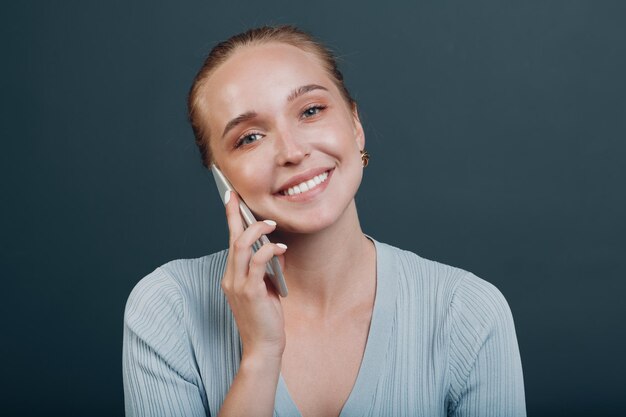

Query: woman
[123,25,526,417]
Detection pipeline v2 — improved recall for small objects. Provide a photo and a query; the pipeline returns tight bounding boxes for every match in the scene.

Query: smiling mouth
[279,170,331,196]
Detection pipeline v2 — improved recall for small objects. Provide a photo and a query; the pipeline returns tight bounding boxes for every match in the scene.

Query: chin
[276,194,358,235]
[276,211,337,234]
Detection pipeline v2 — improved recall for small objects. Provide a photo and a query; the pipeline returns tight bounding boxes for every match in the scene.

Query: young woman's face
[199,42,365,233]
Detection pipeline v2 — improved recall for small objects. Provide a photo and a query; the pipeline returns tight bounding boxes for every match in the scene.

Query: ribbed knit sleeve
[446,274,526,417]
[122,267,209,417]
[121,241,525,416]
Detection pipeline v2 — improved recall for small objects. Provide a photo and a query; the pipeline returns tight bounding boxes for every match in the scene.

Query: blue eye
[235,133,263,148]
[302,105,326,118]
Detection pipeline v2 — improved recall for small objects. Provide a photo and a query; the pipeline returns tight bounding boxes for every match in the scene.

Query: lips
[279,170,330,196]
[275,167,334,194]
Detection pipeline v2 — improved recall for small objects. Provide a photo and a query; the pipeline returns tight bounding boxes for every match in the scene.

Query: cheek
[237,163,269,193]
[227,149,276,202]
[313,121,360,160]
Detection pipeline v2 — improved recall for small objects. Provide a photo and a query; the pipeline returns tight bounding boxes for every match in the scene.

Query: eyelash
[233,104,327,149]
[234,132,263,149]
[301,104,327,119]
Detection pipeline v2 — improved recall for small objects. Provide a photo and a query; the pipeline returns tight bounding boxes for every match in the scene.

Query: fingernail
[263,220,277,227]
[223,190,230,205]
[276,243,287,249]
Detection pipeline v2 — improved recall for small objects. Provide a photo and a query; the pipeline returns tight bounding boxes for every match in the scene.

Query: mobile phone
[211,165,288,297]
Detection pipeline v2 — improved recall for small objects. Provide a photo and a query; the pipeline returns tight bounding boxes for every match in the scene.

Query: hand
[221,190,287,362]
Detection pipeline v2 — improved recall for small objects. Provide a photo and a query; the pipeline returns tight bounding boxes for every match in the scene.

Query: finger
[263,275,282,302]
[231,220,278,285]
[246,242,288,292]
[222,192,245,294]
[224,191,244,247]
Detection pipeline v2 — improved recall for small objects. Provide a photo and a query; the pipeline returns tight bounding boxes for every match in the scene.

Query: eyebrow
[221,111,258,139]
[221,84,329,139]
[286,84,328,103]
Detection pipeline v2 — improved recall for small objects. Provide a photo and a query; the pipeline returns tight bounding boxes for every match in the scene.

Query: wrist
[239,351,282,376]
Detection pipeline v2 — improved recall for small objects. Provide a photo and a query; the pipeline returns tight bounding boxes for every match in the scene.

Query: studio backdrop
[3,1,625,416]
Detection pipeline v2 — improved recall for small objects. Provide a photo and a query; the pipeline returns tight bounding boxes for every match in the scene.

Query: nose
[274,126,309,166]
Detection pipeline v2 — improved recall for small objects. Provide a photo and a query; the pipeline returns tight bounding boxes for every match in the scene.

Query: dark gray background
[2,1,625,416]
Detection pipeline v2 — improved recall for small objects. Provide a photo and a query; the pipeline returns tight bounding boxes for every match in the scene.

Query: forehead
[198,43,334,127]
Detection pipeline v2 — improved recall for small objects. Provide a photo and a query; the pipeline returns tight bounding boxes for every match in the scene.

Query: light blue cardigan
[123,237,526,416]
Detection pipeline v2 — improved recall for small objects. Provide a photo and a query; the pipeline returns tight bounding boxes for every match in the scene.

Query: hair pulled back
[187,25,355,168]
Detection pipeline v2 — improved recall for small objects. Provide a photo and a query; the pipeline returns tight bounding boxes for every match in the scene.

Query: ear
[351,102,365,150]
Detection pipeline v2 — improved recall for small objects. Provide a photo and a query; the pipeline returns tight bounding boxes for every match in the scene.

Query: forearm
[218,354,282,417]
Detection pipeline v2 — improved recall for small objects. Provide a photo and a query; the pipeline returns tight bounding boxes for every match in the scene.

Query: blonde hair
[187,25,355,167]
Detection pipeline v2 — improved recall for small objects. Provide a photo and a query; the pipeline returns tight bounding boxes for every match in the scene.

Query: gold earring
[360,149,370,167]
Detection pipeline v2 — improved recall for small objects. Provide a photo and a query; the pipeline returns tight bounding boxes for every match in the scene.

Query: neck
[270,200,376,316]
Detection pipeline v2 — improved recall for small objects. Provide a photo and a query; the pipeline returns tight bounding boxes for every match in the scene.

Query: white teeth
[281,171,329,196]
